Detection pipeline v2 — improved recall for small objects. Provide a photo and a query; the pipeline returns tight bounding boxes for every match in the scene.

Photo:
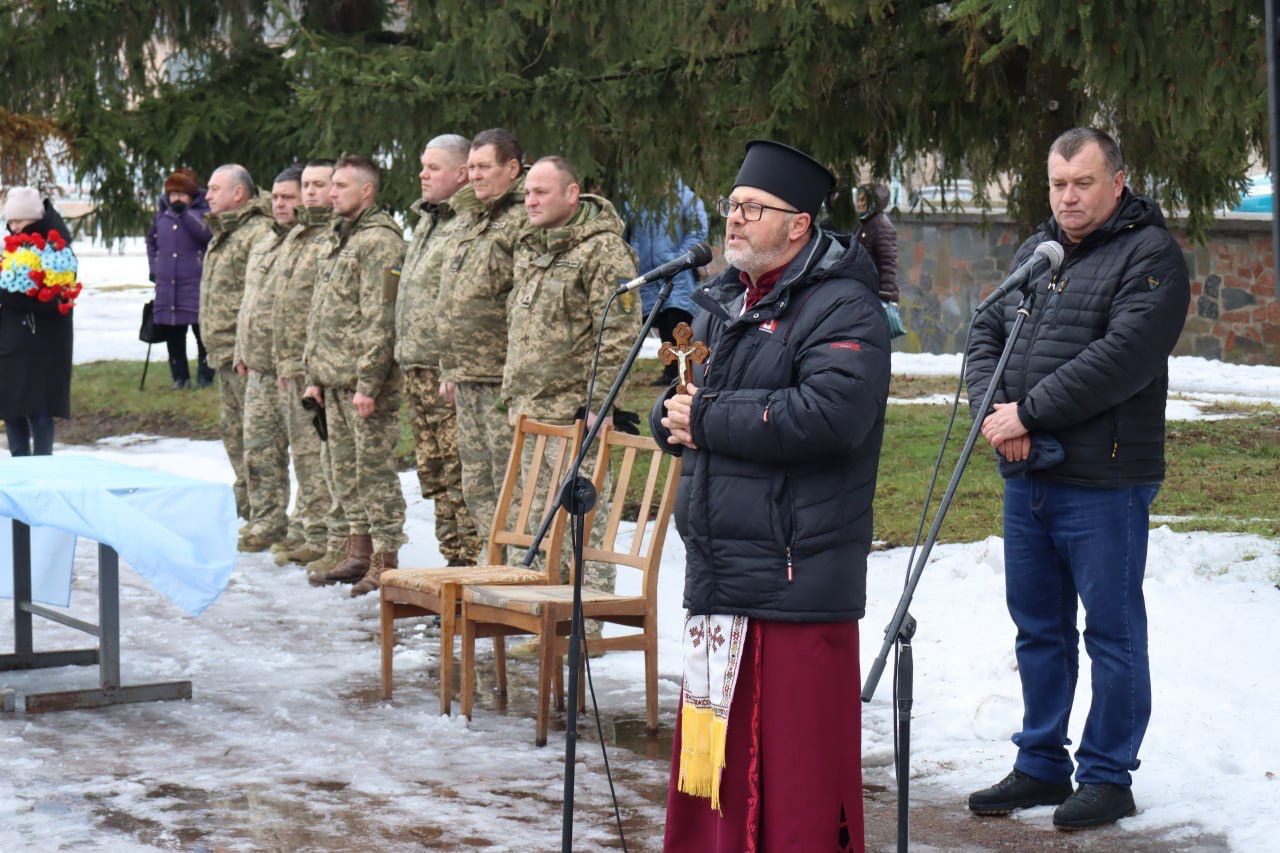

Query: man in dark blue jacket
[965,128,1190,830]
[654,141,889,850]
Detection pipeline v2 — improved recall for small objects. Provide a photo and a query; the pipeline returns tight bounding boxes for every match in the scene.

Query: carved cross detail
[657,322,710,394]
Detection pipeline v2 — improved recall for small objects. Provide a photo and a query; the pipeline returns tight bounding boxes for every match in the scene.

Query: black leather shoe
[968,768,1074,815]
[1053,783,1136,830]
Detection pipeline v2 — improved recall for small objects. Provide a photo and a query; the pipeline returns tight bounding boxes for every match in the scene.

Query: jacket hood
[208,191,271,234]
[334,205,402,241]
[857,183,890,220]
[519,194,625,255]
[158,190,209,214]
[443,183,483,217]
[295,205,332,228]
[1042,188,1166,246]
[698,229,878,316]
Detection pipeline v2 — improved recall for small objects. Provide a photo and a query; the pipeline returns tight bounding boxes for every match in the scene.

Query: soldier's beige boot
[287,541,328,565]
[305,547,344,581]
[351,550,397,597]
[238,527,282,553]
[311,534,372,585]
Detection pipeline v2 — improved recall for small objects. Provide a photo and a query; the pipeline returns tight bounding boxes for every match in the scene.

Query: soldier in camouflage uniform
[270,159,340,569]
[303,155,407,596]
[396,134,484,566]
[505,156,640,646]
[435,129,528,553]
[235,166,302,553]
[199,165,274,530]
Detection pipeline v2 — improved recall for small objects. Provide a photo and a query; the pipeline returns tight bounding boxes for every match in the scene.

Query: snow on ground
[2,437,1279,849]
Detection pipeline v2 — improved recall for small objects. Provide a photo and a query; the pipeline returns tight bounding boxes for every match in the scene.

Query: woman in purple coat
[146,168,213,389]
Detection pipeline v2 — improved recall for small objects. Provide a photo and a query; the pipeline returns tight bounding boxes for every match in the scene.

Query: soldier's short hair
[334,154,381,193]
[274,165,304,186]
[426,134,472,166]
[305,158,336,171]
[471,128,523,167]
[212,164,255,197]
[532,155,580,188]
[1049,128,1124,175]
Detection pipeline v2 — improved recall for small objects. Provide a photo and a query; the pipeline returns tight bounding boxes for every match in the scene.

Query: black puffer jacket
[650,231,890,622]
[966,190,1190,487]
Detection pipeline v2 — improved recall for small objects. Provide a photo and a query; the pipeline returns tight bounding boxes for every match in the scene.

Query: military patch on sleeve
[383,266,401,303]
[1147,276,1161,289]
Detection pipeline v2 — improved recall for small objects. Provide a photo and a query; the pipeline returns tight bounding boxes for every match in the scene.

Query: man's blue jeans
[1003,476,1159,787]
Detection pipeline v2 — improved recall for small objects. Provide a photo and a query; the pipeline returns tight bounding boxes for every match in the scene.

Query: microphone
[615,242,714,294]
[973,240,1064,314]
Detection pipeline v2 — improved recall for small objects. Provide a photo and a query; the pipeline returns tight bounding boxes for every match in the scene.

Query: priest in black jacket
[652,141,890,852]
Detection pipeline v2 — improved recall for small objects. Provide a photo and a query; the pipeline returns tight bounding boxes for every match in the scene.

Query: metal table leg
[3,521,192,713]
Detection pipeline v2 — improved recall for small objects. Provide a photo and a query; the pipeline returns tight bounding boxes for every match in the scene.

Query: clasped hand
[981,401,1030,462]
[661,383,699,449]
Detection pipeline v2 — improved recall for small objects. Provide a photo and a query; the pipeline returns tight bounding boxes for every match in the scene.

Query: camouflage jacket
[504,196,639,424]
[198,193,273,369]
[234,220,291,372]
[435,174,527,384]
[394,189,481,369]
[271,206,334,378]
[303,206,406,398]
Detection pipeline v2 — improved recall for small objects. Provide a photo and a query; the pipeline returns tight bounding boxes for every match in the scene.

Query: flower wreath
[0,230,81,314]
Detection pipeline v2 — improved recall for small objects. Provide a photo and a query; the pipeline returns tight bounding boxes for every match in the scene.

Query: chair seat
[463,583,635,616]
[381,565,545,597]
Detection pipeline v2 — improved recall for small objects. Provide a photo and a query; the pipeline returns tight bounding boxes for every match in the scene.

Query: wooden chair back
[578,427,681,602]
[487,415,585,579]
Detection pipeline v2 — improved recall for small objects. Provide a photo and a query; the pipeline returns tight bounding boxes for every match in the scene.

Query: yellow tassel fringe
[677,703,730,812]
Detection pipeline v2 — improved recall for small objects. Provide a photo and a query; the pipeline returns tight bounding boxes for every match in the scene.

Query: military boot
[287,541,329,565]
[305,548,344,581]
[350,550,398,597]
[238,527,282,553]
[310,534,372,585]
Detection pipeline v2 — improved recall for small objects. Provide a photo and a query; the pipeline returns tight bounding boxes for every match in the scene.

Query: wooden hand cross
[657,322,710,394]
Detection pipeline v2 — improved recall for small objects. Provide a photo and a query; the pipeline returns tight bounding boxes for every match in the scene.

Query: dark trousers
[1003,476,1159,786]
[158,323,212,382]
[652,307,694,381]
[5,414,55,456]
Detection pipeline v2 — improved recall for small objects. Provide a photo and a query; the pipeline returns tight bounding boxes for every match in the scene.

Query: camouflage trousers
[517,434,615,596]
[318,439,348,551]
[322,380,407,554]
[404,366,480,565]
[280,374,333,548]
[454,381,513,562]
[216,365,248,519]
[242,371,289,539]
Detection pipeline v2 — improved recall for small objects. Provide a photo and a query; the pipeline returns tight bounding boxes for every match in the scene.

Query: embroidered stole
[678,612,750,811]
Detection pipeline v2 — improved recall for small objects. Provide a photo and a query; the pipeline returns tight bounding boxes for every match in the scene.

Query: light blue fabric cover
[0,455,236,616]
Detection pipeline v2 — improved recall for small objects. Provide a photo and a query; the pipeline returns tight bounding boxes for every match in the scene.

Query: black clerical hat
[732,140,836,219]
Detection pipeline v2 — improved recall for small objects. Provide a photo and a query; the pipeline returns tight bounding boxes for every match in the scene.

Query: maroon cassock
[664,620,864,852]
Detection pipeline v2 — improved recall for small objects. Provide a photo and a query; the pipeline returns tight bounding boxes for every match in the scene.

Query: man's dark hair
[1049,128,1125,175]
[532,155,580,187]
[471,128,523,166]
[304,158,336,170]
[334,154,381,192]
[274,165,304,186]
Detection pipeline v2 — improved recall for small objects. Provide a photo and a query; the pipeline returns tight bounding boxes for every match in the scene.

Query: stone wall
[892,212,1280,365]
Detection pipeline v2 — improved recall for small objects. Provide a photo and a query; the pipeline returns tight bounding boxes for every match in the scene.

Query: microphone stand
[519,274,678,853]
[861,286,1038,853]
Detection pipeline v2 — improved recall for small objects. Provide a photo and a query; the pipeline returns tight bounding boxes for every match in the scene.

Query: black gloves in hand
[612,408,641,435]
[170,201,188,214]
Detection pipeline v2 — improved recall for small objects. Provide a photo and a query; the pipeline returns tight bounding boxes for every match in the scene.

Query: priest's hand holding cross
[661,384,699,449]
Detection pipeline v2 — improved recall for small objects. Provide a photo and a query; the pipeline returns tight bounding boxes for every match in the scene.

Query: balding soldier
[234,165,302,552]
[435,128,527,554]
[396,135,484,567]
[304,155,407,596]
[271,159,342,571]
[505,155,639,648]
[200,164,273,529]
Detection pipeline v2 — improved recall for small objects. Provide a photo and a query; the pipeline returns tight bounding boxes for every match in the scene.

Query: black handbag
[139,300,167,344]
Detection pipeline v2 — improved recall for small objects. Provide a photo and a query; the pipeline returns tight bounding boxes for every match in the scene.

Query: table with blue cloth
[0,455,236,713]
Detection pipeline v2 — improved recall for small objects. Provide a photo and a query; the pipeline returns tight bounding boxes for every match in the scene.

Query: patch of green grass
[63,360,1280,545]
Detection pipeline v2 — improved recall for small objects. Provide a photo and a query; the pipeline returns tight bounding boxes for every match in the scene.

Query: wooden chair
[459,427,680,746]
[378,415,584,714]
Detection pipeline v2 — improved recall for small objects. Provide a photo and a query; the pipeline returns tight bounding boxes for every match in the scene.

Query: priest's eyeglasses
[717,197,801,221]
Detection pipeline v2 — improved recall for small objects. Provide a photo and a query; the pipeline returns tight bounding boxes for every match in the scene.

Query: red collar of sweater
[740,264,788,310]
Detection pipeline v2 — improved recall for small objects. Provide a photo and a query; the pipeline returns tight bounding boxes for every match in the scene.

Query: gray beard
[724,240,789,281]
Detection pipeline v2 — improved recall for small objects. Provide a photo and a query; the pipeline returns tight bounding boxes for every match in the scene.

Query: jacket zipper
[783,474,798,582]
[1110,410,1120,460]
